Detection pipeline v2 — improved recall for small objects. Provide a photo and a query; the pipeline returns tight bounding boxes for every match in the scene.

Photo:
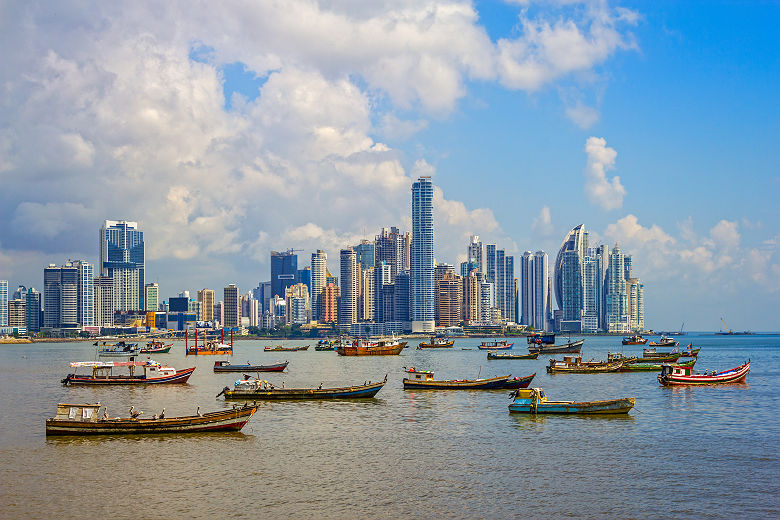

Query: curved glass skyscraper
[554,224,588,326]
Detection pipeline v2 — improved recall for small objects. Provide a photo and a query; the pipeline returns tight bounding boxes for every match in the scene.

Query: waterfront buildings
[521,251,550,331]
[93,276,114,328]
[321,283,339,324]
[100,220,144,311]
[467,235,483,274]
[339,248,358,328]
[285,283,310,325]
[411,176,435,333]
[198,288,215,322]
[311,250,327,321]
[437,272,462,327]
[223,284,240,328]
[42,260,94,331]
[8,297,25,328]
[375,227,408,282]
[0,280,7,326]
[271,250,298,299]
[26,287,41,332]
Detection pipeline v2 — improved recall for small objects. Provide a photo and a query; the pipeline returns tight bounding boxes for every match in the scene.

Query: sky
[1,1,778,331]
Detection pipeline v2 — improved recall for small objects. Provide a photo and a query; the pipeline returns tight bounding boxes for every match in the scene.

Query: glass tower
[411,176,434,332]
[100,220,144,311]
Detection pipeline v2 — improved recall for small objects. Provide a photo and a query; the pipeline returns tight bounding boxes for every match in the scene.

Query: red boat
[658,361,750,386]
[62,360,195,385]
[478,340,513,350]
[502,373,536,389]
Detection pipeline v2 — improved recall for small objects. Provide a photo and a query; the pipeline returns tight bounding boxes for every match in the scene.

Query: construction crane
[720,317,732,334]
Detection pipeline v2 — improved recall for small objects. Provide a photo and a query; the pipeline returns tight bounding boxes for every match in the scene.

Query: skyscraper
[144,283,159,312]
[26,287,41,332]
[271,250,298,299]
[93,276,114,328]
[223,284,240,328]
[437,273,462,327]
[554,224,588,313]
[0,280,7,326]
[339,248,358,328]
[374,227,406,282]
[44,261,93,329]
[355,240,375,271]
[627,277,644,332]
[495,249,505,319]
[311,250,327,321]
[321,283,339,324]
[394,270,411,326]
[411,176,435,333]
[100,220,144,311]
[532,251,549,331]
[434,263,454,326]
[606,244,629,333]
[198,288,215,322]
[8,298,26,328]
[485,244,496,290]
[505,255,515,323]
[467,235,483,274]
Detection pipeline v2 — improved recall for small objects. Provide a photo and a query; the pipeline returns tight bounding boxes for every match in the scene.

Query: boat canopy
[69,360,157,368]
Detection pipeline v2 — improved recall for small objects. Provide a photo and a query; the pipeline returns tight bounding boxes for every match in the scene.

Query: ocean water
[0,334,778,519]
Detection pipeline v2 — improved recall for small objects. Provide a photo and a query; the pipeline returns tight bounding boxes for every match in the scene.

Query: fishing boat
[97,341,141,357]
[487,352,539,360]
[508,388,635,414]
[315,338,340,351]
[678,343,700,357]
[336,336,406,356]
[417,337,455,349]
[402,369,510,390]
[528,339,584,354]
[546,356,624,374]
[61,360,195,385]
[218,376,387,399]
[314,344,336,351]
[658,361,750,386]
[619,358,697,372]
[622,335,648,345]
[503,373,536,389]
[213,360,288,372]
[264,345,309,352]
[477,340,513,350]
[526,332,555,345]
[185,329,233,355]
[140,340,172,354]
[641,348,685,362]
[648,336,677,347]
[45,402,258,435]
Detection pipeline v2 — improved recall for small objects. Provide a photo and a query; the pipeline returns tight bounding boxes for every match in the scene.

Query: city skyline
[0,2,778,331]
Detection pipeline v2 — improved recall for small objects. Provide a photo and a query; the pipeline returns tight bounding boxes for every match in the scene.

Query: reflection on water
[1,334,779,519]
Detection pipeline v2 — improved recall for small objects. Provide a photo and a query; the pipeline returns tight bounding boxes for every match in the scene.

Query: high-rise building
[411,176,435,332]
[223,284,240,328]
[252,281,272,316]
[8,298,26,328]
[532,252,549,331]
[321,283,339,324]
[606,244,629,333]
[505,255,515,323]
[437,273,462,327]
[582,254,599,333]
[339,248,358,328]
[394,270,411,326]
[43,260,93,329]
[467,235,483,274]
[480,281,493,323]
[297,267,312,300]
[93,276,114,328]
[0,280,7,326]
[100,220,144,311]
[374,227,404,282]
[495,249,505,319]
[554,224,588,316]
[271,250,298,299]
[285,283,310,324]
[485,244,496,292]
[359,267,374,322]
[26,287,41,332]
[434,263,454,326]
[373,262,392,323]
[462,271,481,324]
[144,283,159,312]
[311,250,327,321]
[627,277,644,332]
[355,240,375,271]
[198,289,215,322]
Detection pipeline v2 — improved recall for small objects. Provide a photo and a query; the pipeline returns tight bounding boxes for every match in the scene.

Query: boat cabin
[53,403,101,422]
[660,364,692,378]
[512,388,547,403]
[70,360,176,379]
[405,368,434,381]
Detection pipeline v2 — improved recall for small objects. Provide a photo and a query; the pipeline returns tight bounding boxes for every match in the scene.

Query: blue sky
[0,1,777,330]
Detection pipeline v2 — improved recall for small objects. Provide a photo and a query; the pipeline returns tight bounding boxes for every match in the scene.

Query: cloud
[584,136,626,210]
[532,206,554,236]
[709,220,740,249]
[565,102,600,129]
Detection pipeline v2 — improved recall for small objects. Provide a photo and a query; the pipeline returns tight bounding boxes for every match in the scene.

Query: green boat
[619,358,696,372]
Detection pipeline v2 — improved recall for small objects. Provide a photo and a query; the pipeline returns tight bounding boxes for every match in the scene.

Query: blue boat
[526,332,555,345]
[508,388,635,414]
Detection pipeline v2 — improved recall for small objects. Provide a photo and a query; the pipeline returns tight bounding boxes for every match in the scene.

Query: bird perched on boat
[129,406,142,419]
[197,406,202,417]
[159,408,165,420]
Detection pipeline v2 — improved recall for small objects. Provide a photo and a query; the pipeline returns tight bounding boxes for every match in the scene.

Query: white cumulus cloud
[584,136,626,210]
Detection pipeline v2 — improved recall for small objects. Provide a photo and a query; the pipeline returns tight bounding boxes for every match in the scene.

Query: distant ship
[715,317,754,335]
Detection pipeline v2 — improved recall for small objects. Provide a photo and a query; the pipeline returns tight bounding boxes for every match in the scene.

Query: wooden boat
[314,345,336,351]
[622,334,648,345]
[45,403,258,435]
[502,373,536,389]
[402,370,510,390]
[417,337,455,349]
[140,340,172,354]
[337,336,406,356]
[640,348,683,363]
[264,345,309,352]
[619,358,696,372]
[185,329,234,355]
[213,360,288,372]
[658,361,750,386]
[547,355,624,374]
[648,336,677,347]
[61,360,195,385]
[508,388,635,414]
[487,352,539,360]
[218,376,387,399]
[97,341,141,357]
[526,332,555,345]
[528,339,584,354]
[679,344,700,357]
[477,340,513,350]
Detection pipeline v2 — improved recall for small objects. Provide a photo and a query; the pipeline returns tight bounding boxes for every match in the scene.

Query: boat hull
[529,339,584,354]
[213,362,288,373]
[477,343,513,350]
[336,344,405,356]
[487,352,538,360]
[186,349,232,356]
[63,367,195,385]
[547,362,623,374]
[140,346,171,354]
[658,362,750,386]
[620,359,696,372]
[45,406,257,435]
[509,397,635,414]
[502,373,536,389]
[222,381,386,399]
[264,346,309,352]
[403,375,510,390]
